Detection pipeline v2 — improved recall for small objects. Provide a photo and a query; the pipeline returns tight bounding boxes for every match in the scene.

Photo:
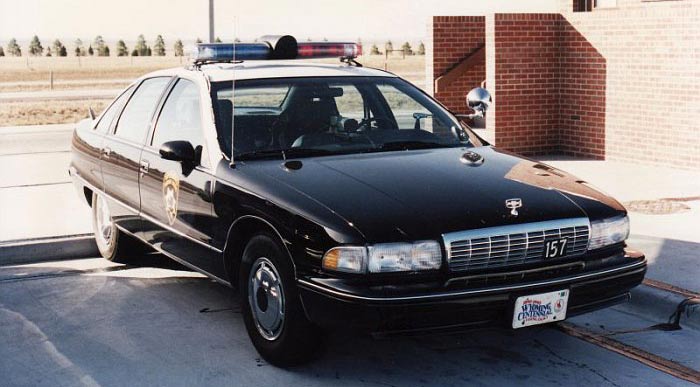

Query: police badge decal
[162,172,180,225]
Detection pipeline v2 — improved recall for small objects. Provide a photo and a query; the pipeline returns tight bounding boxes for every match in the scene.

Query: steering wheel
[356,116,393,132]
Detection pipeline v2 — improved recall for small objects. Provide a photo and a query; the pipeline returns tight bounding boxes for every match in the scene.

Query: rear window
[95,86,134,133]
[217,86,289,109]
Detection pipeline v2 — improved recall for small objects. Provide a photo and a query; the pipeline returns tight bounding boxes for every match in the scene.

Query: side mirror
[159,140,196,164]
[466,87,492,118]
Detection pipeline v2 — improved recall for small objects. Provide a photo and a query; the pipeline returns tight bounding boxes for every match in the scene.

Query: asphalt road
[0,89,120,102]
[0,256,695,387]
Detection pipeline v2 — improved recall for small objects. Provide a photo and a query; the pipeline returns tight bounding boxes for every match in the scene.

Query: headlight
[322,241,443,274]
[588,215,629,250]
[368,241,442,273]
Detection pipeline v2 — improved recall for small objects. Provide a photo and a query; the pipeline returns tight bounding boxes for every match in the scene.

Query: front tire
[239,234,323,366]
[91,192,144,262]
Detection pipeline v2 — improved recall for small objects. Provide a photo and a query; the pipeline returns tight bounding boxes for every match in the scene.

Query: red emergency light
[297,42,362,59]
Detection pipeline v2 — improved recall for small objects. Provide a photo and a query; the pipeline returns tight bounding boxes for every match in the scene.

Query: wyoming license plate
[512,289,569,329]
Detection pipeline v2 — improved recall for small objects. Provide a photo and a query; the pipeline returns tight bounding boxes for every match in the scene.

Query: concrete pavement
[0,124,93,242]
[0,257,695,387]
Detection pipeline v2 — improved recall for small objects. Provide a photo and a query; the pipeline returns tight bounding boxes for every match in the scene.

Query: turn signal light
[322,246,367,273]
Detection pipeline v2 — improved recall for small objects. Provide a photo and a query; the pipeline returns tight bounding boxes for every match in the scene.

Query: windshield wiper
[236,148,338,160]
[369,141,450,152]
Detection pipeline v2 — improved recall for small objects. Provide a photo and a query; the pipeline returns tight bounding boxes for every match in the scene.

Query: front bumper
[297,249,646,335]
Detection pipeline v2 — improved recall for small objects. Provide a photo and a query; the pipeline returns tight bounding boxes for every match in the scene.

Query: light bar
[193,43,272,62]
[297,42,362,59]
[191,36,363,65]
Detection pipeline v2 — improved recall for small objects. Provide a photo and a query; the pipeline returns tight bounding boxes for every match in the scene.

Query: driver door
[138,78,223,277]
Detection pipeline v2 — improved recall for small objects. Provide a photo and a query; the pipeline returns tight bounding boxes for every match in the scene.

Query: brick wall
[492,14,563,155]
[558,16,606,158]
[431,2,700,169]
[431,16,485,115]
[559,0,700,168]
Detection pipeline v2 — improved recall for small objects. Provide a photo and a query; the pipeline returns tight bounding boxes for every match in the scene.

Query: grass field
[0,99,109,126]
[0,54,426,126]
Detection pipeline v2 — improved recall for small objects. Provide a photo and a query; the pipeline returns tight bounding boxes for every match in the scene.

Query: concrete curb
[625,283,700,331]
[0,234,98,266]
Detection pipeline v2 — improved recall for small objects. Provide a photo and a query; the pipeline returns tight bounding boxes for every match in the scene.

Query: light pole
[209,0,215,43]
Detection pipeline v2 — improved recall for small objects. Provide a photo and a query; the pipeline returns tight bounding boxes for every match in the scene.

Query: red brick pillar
[430,16,486,115]
[491,13,562,156]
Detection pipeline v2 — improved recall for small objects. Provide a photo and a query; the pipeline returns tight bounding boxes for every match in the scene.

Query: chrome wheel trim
[95,195,114,249]
[248,257,285,341]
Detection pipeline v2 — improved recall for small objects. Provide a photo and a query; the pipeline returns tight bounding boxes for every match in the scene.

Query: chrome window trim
[442,217,591,269]
[297,259,646,303]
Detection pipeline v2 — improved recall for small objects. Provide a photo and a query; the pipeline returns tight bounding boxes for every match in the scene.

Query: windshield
[211,76,474,159]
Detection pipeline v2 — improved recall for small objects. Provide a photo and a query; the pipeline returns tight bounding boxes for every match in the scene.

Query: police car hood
[251,146,624,242]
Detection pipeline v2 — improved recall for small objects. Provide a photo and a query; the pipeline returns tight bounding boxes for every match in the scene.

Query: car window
[114,77,170,143]
[211,77,466,158]
[224,85,289,108]
[332,84,366,122]
[152,79,205,151]
[95,86,134,134]
[376,84,436,131]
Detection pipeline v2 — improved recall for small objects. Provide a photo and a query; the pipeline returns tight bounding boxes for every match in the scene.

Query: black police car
[69,36,646,366]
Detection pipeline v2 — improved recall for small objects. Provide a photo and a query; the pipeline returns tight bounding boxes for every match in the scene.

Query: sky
[0,0,557,44]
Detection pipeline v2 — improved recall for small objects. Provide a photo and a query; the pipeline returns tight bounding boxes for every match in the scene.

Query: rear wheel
[239,234,323,366]
[91,192,144,262]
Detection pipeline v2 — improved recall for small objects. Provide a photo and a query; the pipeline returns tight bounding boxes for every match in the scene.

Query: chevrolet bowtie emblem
[505,198,522,216]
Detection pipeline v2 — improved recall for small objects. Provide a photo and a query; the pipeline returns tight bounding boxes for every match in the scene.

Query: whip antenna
[230,17,237,167]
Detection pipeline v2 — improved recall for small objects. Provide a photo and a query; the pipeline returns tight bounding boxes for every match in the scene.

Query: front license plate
[512,289,569,329]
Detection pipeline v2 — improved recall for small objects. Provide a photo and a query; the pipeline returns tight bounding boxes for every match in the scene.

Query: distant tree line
[367,40,425,56]
[1,35,188,57]
[1,37,426,58]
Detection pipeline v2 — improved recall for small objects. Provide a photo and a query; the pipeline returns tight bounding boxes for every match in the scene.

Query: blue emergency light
[194,43,272,62]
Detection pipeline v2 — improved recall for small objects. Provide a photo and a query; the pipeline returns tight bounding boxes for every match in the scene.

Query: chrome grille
[443,218,590,272]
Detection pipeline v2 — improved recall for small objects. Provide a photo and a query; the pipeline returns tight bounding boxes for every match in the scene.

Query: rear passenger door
[73,85,134,193]
[139,78,223,277]
[101,77,171,233]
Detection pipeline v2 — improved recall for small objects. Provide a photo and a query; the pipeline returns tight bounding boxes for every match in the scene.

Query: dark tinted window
[151,79,204,150]
[211,77,466,158]
[114,77,170,143]
[95,86,133,133]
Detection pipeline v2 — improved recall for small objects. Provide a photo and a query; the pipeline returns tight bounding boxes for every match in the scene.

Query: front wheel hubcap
[248,257,285,341]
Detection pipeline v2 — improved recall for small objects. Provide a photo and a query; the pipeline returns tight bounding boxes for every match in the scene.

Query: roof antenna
[230,17,237,168]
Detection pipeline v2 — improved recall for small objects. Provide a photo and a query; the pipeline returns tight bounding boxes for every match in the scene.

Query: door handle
[102,147,111,158]
[140,160,150,175]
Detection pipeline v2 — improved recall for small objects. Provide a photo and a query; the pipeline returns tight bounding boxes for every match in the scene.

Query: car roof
[142,61,398,83]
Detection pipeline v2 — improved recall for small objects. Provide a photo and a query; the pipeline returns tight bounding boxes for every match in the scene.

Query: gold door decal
[162,172,180,225]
